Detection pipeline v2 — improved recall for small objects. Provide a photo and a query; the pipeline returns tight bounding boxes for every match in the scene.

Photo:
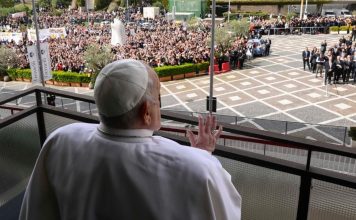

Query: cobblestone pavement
[1,34,355,144]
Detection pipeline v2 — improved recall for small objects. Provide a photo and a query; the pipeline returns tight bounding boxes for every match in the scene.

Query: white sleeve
[205,165,242,220]
[19,138,61,220]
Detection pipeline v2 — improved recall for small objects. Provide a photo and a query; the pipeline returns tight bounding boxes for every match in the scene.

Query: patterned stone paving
[160,34,356,128]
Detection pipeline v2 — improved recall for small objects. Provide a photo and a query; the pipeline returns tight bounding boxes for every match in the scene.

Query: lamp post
[31,0,45,86]
[304,0,308,19]
[228,0,231,22]
[208,0,216,114]
[126,0,129,21]
[173,0,176,20]
[86,0,89,25]
[299,0,304,20]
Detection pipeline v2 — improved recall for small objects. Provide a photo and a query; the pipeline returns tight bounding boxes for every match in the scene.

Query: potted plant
[349,127,356,148]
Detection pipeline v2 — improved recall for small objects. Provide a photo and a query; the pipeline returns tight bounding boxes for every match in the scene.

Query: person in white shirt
[19,59,242,220]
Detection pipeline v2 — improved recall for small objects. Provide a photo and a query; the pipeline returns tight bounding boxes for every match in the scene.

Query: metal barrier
[2,96,350,146]
[162,109,350,147]
[0,86,356,220]
[258,26,329,35]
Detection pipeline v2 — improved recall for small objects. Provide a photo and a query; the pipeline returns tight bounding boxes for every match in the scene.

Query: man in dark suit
[320,40,327,55]
[324,52,335,85]
[302,47,311,71]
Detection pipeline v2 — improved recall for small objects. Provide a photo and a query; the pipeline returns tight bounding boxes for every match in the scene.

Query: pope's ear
[140,101,151,126]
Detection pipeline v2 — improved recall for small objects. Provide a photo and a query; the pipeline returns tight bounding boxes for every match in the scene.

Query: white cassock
[111,19,127,46]
[19,123,241,220]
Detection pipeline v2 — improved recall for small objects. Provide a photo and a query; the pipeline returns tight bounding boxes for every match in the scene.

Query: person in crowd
[324,51,335,85]
[302,47,311,71]
[334,55,343,84]
[352,25,356,42]
[19,59,242,220]
[320,40,327,55]
[343,55,352,83]
[237,48,246,69]
[265,38,271,56]
[352,51,356,83]
[316,52,325,78]
[310,47,318,73]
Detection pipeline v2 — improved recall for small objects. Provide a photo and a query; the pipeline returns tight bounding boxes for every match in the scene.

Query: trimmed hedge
[154,63,196,77]
[154,62,209,77]
[7,68,91,83]
[5,62,210,82]
[329,26,352,32]
[197,62,210,71]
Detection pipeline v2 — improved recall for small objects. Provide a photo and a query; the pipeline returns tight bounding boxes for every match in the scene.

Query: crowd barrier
[256,26,329,36]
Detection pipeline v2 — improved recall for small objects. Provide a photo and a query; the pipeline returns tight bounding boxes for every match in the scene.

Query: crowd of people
[0,8,253,72]
[251,15,356,35]
[302,35,356,84]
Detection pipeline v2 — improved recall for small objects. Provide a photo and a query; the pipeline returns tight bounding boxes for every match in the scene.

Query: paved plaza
[160,34,356,128]
[0,34,356,132]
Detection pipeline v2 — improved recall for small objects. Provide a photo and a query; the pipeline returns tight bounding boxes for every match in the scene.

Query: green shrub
[0,66,7,79]
[79,74,91,83]
[0,0,15,8]
[7,68,32,79]
[197,62,209,71]
[52,71,82,83]
[13,4,30,13]
[7,69,18,79]
[154,63,196,77]
[17,69,32,79]
[329,26,352,32]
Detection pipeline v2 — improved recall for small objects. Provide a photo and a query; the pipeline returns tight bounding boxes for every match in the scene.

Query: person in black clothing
[339,36,346,47]
[343,55,352,83]
[334,56,343,84]
[352,25,356,42]
[302,47,311,71]
[324,52,335,84]
[310,47,318,73]
[237,49,246,69]
[320,40,327,55]
[217,52,224,71]
[352,53,356,84]
[229,49,238,70]
[316,53,325,77]
[265,38,271,56]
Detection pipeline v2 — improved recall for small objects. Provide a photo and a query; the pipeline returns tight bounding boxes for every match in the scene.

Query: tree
[0,0,14,8]
[286,12,296,22]
[227,19,250,38]
[152,1,163,10]
[95,0,112,10]
[38,0,51,9]
[207,26,234,55]
[76,0,85,7]
[83,44,114,84]
[0,46,21,69]
[187,17,205,32]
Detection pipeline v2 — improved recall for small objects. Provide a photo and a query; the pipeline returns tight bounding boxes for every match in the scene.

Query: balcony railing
[0,86,355,220]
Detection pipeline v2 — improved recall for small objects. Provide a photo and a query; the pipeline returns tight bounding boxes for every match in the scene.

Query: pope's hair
[99,74,154,129]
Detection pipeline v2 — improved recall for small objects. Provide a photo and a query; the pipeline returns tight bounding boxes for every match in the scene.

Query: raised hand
[186,114,223,153]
